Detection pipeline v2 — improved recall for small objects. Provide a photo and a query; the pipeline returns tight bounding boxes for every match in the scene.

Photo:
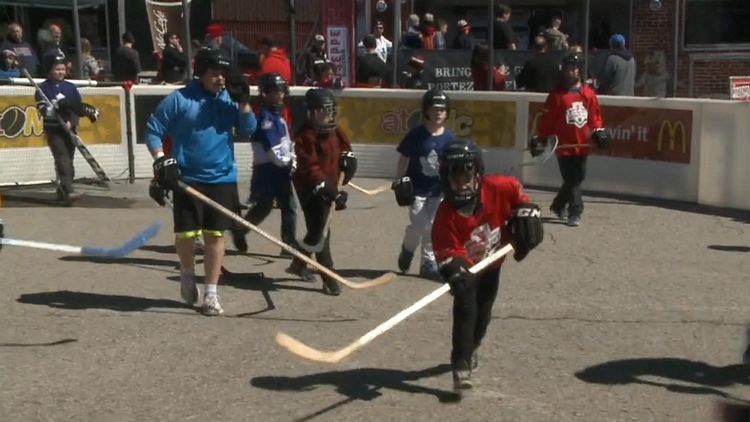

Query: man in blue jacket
[231,72,297,255]
[145,48,257,316]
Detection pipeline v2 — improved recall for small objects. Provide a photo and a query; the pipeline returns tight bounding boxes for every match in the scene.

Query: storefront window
[684,0,750,48]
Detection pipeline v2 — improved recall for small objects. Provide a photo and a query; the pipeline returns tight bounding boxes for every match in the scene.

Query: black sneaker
[470,349,479,372]
[285,258,317,282]
[452,369,473,390]
[322,277,342,296]
[230,229,248,253]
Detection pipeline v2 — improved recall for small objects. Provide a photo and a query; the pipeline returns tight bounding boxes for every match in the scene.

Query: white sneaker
[180,273,200,306]
[201,294,224,316]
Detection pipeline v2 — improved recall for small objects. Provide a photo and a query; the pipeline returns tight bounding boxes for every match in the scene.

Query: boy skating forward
[432,138,544,390]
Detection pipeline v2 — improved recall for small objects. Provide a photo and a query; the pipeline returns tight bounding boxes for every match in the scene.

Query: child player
[286,88,357,296]
[392,89,454,279]
[535,53,610,227]
[230,73,298,254]
[432,138,544,391]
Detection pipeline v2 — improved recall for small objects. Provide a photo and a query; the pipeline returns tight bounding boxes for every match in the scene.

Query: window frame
[682,0,750,51]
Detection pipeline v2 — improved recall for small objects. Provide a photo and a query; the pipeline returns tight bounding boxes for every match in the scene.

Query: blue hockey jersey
[250,106,295,197]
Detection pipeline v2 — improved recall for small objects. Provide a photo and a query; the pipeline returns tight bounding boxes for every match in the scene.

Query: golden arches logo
[656,120,687,153]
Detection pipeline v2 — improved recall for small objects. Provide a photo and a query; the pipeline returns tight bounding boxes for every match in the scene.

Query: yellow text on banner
[0,94,122,149]
[337,96,516,148]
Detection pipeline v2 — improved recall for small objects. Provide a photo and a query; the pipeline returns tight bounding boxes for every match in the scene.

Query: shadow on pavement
[0,338,78,347]
[17,290,187,312]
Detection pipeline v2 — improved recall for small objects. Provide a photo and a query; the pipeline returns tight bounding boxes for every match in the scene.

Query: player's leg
[451,284,479,389]
[416,195,442,280]
[277,181,298,257]
[398,195,427,273]
[286,191,324,283]
[471,268,502,374]
[550,155,574,220]
[171,185,202,307]
[45,127,76,205]
[231,194,273,253]
[566,155,587,226]
[314,228,340,296]
[199,183,240,316]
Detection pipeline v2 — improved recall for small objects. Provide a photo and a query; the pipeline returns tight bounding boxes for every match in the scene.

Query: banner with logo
[326,26,351,86]
[729,77,750,101]
[394,49,611,91]
[0,94,123,149]
[338,97,516,148]
[528,102,692,164]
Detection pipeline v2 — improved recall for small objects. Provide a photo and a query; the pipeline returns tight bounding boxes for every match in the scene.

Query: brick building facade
[631,0,750,98]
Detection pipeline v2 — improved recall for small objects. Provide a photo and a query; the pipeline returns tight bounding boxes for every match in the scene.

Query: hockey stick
[276,243,514,363]
[19,67,110,186]
[299,174,344,253]
[0,220,161,258]
[348,182,391,196]
[177,181,396,289]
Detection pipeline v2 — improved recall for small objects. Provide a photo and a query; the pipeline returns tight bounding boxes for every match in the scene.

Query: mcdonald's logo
[656,120,687,153]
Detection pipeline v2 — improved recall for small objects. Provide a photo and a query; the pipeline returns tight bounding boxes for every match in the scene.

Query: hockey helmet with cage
[258,73,289,111]
[439,138,485,215]
[305,88,338,133]
[421,89,450,120]
[194,48,230,77]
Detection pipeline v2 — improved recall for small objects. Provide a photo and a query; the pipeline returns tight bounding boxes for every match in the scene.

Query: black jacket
[516,52,560,93]
[160,45,189,83]
[355,52,388,84]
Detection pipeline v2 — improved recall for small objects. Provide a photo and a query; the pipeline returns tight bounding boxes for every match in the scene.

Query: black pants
[550,155,587,217]
[45,126,76,195]
[294,191,334,274]
[245,182,297,246]
[451,268,501,369]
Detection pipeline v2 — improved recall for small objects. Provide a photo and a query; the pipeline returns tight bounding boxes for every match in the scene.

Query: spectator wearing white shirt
[357,20,391,63]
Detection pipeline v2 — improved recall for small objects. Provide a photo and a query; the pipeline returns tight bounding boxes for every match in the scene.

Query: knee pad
[203,230,224,238]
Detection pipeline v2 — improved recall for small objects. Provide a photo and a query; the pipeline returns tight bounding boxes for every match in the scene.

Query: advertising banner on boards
[528,102,693,164]
[0,94,123,149]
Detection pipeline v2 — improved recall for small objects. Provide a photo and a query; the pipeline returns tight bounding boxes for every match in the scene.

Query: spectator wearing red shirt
[470,41,506,91]
[259,37,292,123]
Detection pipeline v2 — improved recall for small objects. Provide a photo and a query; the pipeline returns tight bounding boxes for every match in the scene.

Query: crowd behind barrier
[1,81,750,211]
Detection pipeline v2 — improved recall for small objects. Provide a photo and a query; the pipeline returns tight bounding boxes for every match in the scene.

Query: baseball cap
[314,34,325,43]
[610,34,626,47]
[457,19,469,28]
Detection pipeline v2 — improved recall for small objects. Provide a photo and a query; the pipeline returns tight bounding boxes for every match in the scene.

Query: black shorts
[172,182,240,237]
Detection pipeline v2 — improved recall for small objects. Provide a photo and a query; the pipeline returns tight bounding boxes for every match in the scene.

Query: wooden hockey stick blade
[348,182,390,196]
[178,181,395,290]
[276,243,515,363]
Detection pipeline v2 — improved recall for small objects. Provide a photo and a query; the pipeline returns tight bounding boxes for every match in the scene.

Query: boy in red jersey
[432,138,544,391]
[536,53,610,226]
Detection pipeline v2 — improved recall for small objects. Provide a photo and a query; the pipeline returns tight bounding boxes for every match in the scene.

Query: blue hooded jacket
[145,80,258,184]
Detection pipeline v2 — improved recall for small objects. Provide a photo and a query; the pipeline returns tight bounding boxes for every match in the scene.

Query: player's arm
[336,128,357,185]
[432,205,475,296]
[294,133,326,184]
[394,131,415,179]
[236,101,257,138]
[505,178,543,262]
[145,92,180,159]
[34,83,52,117]
[587,91,610,148]
[225,67,257,137]
[537,92,559,138]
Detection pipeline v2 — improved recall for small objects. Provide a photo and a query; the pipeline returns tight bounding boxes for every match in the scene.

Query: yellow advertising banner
[337,97,516,148]
[0,94,123,149]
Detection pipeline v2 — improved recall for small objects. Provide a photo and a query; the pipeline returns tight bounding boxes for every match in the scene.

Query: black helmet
[561,53,581,69]
[305,88,338,133]
[421,89,450,121]
[258,73,289,111]
[194,48,230,77]
[43,52,67,74]
[559,53,582,86]
[439,138,485,215]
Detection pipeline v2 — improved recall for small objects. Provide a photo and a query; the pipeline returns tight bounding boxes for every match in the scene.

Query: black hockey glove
[339,151,357,185]
[334,191,348,211]
[225,68,251,104]
[528,135,546,158]
[439,256,476,296]
[312,179,338,204]
[509,203,544,262]
[591,128,611,149]
[392,176,415,207]
[80,102,100,123]
[152,155,180,190]
[148,179,167,206]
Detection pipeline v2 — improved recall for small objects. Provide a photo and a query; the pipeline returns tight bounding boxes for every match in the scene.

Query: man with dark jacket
[0,22,40,75]
[451,19,473,49]
[112,32,141,82]
[301,34,329,83]
[159,32,189,83]
[355,35,388,86]
[597,34,636,96]
[516,36,560,93]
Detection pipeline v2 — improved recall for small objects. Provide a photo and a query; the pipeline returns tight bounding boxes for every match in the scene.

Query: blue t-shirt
[396,125,455,197]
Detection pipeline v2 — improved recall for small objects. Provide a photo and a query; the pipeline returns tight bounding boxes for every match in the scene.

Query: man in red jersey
[535,53,610,227]
[432,138,544,392]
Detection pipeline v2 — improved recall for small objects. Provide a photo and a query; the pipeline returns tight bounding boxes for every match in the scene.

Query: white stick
[276,243,515,363]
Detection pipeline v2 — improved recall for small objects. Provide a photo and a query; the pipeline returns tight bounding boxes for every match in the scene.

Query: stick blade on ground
[80,221,162,258]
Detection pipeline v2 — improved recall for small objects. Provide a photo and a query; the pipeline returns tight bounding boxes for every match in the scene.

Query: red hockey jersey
[538,84,603,157]
[432,175,530,270]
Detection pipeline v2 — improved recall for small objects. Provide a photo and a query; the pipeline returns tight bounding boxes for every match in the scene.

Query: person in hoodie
[402,15,422,49]
[355,35,388,86]
[159,32,189,84]
[145,48,258,316]
[259,37,292,123]
[0,50,21,79]
[0,23,40,76]
[419,13,438,50]
[597,34,636,96]
[452,20,474,50]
